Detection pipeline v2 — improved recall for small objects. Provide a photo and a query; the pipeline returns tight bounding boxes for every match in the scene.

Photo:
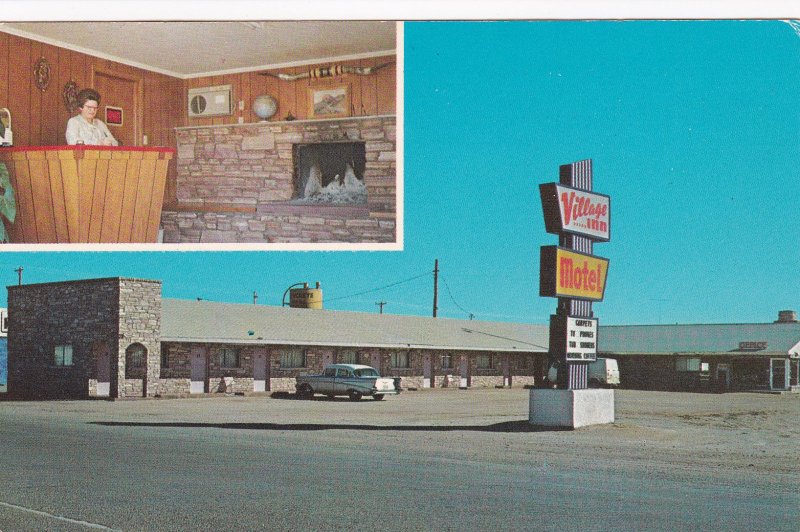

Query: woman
[65,88,119,146]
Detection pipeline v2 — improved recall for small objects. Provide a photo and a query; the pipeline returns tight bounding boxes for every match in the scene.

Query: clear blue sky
[0,20,798,326]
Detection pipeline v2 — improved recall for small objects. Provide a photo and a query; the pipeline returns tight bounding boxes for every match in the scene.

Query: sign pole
[558,160,593,389]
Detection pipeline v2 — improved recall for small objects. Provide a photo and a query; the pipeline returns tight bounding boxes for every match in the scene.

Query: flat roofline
[7,277,161,290]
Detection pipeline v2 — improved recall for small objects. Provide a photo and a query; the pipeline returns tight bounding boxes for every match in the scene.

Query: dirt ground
[0,388,798,530]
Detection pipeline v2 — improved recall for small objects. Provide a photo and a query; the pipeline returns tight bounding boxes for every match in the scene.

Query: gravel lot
[0,389,798,531]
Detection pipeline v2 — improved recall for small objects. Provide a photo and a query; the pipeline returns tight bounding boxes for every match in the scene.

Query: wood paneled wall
[184,55,396,126]
[0,32,184,149]
[0,31,396,204]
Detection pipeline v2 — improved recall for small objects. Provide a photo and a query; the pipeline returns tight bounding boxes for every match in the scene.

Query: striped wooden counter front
[0,146,175,243]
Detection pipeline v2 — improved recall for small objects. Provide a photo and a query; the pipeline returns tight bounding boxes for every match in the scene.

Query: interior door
[93,70,141,146]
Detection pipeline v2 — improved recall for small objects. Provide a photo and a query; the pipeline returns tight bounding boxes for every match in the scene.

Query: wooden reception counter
[0,145,174,243]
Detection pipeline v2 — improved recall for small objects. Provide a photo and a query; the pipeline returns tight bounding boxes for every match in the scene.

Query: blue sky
[0,20,799,326]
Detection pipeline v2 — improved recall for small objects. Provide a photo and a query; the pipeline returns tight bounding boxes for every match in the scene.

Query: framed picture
[105,106,124,126]
[308,85,351,119]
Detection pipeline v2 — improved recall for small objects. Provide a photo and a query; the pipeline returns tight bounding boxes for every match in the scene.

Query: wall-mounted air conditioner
[188,85,232,118]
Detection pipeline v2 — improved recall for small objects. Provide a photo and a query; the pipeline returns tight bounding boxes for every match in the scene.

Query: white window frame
[54,344,73,367]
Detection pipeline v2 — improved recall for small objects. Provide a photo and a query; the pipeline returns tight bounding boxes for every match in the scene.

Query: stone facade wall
[164,116,397,244]
[7,277,163,400]
[156,343,541,395]
[118,279,162,398]
[8,278,121,399]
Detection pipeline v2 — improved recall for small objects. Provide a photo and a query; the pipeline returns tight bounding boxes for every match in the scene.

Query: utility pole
[14,266,22,286]
[253,291,258,305]
[432,259,439,318]
[376,301,386,314]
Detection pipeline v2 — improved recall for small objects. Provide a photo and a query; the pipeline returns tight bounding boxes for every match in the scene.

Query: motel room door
[94,343,110,397]
[190,347,206,394]
[253,351,268,392]
[93,69,142,147]
[771,358,788,391]
[423,354,432,388]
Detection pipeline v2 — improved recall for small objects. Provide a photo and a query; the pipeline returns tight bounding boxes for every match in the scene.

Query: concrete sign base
[529,388,615,428]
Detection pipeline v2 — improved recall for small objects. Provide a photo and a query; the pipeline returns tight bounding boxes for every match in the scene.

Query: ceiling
[0,21,397,79]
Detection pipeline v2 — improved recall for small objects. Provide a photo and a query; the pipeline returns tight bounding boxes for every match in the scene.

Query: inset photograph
[0,21,400,248]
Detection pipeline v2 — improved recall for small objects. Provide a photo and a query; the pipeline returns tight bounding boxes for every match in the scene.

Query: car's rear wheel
[297,384,313,399]
[348,390,362,401]
[373,394,384,401]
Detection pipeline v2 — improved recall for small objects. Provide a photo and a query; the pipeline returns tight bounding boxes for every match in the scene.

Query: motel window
[338,349,357,364]
[126,343,147,368]
[391,351,409,369]
[476,354,495,369]
[161,346,170,369]
[54,344,73,367]
[441,354,453,369]
[280,348,306,368]
[675,358,701,372]
[218,347,240,368]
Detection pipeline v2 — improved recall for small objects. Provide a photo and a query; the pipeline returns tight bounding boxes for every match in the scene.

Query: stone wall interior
[165,116,397,244]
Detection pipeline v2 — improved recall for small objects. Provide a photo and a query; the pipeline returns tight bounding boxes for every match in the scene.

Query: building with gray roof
[4,277,798,399]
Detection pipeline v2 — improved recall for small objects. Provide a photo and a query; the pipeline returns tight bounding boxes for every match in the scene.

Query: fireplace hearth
[292,141,367,204]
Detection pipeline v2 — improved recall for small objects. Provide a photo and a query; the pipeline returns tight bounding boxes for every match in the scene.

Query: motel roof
[598,323,800,357]
[161,299,551,353]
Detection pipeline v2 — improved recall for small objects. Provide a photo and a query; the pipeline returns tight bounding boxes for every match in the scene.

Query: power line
[441,276,473,319]
[324,270,431,303]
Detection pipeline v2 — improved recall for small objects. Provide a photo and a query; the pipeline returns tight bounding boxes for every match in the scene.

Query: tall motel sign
[539,159,611,389]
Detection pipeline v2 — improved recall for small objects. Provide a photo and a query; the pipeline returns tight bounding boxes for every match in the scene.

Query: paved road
[0,390,798,530]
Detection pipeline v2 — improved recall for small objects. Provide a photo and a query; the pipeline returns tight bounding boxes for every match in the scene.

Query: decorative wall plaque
[63,81,79,113]
[33,57,51,91]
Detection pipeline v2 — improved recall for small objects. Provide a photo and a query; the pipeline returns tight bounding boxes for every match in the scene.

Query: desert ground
[0,388,797,531]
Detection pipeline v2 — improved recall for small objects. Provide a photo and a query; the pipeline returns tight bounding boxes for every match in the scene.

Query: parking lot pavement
[0,389,798,530]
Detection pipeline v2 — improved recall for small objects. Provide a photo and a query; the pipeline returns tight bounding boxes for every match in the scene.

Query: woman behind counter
[65,88,119,146]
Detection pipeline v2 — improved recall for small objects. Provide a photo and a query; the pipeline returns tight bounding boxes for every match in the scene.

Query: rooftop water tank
[289,282,323,309]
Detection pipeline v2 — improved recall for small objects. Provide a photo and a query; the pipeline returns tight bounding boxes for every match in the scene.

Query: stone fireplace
[164,115,396,244]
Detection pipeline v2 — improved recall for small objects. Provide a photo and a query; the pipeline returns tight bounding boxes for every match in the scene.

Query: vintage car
[295,364,401,401]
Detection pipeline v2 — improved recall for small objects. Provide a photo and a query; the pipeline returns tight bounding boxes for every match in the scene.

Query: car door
[335,367,352,394]
[321,366,337,394]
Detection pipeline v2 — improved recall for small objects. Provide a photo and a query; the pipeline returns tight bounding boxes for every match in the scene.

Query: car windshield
[353,368,379,377]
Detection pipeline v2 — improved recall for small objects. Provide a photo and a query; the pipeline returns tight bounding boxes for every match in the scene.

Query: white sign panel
[556,185,610,241]
[541,183,611,241]
[566,317,597,361]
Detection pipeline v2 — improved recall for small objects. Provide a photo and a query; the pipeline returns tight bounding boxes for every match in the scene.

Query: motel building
[3,277,799,400]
